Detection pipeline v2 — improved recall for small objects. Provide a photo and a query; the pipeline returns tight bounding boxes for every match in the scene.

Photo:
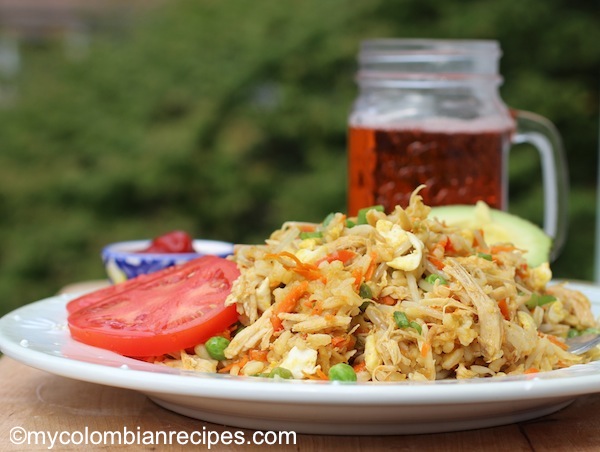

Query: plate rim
[2,280,600,407]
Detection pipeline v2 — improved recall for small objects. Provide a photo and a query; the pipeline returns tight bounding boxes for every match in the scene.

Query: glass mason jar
[347,39,568,256]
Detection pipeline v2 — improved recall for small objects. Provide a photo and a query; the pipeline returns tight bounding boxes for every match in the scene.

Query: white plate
[2,281,600,435]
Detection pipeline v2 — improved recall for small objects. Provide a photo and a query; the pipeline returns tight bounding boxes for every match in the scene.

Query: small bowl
[102,239,234,283]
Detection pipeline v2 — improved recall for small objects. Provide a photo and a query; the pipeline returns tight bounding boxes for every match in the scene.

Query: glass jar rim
[357,38,502,82]
[359,38,501,59]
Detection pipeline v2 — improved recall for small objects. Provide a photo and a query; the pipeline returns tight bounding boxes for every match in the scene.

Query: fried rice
[160,188,600,381]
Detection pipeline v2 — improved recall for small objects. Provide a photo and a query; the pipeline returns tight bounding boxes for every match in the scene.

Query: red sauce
[347,125,513,215]
[140,230,195,253]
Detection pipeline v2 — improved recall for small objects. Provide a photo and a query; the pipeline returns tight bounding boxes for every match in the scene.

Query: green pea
[268,367,293,379]
[567,328,580,338]
[328,363,357,382]
[525,294,557,309]
[204,336,230,361]
[322,212,335,227]
[357,205,385,225]
[409,321,422,335]
[425,274,447,285]
[477,252,493,261]
[393,312,422,334]
[393,311,410,328]
[359,282,372,299]
[569,327,600,338]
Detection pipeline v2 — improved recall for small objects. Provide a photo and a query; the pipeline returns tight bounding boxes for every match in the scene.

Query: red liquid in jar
[347,124,513,215]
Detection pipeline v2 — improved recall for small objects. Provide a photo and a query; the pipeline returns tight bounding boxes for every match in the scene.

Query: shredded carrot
[378,295,396,306]
[352,268,363,290]
[490,244,517,254]
[444,237,456,254]
[516,263,529,279]
[271,281,309,331]
[433,236,448,255]
[331,335,356,350]
[310,300,323,316]
[524,367,539,374]
[545,334,569,351]
[304,368,329,380]
[420,342,431,357]
[218,355,249,374]
[316,368,329,380]
[265,252,323,281]
[315,249,357,266]
[428,255,445,270]
[364,251,378,281]
[353,361,367,373]
[331,336,346,348]
[298,224,317,232]
[432,235,464,257]
[249,349,269,362]
[498,298,511,321]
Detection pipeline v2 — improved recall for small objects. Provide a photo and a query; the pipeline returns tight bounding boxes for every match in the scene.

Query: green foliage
[0,0,598,316]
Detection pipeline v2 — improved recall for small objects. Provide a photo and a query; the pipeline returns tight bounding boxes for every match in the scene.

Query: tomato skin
[67,256,240,357]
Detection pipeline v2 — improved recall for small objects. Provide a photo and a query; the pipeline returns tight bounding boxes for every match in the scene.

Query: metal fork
[565,333,600,355]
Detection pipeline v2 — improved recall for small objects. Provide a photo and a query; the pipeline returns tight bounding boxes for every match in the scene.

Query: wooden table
[2,356,600,451]
[2,282,600,451]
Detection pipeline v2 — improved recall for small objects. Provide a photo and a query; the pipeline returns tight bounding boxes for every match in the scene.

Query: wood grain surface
[2,356,600,451]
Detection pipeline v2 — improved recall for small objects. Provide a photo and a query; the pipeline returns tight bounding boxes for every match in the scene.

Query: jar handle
[511,110,569,260]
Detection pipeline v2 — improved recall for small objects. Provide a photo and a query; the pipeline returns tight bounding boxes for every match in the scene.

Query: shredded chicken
[444,258,504,362]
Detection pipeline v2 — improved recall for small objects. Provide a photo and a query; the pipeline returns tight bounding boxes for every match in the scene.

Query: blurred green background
[0,0,598,316]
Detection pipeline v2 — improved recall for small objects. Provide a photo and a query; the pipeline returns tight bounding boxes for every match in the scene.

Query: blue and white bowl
[102,239,234,283]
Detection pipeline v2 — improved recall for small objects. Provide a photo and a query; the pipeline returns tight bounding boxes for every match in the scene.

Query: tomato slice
[66,264,182,315]
[67,256,240,357]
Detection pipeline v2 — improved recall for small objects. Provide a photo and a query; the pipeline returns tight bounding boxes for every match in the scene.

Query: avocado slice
[428,202,551,267]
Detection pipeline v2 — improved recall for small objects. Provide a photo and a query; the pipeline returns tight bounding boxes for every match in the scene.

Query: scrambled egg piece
[364,334,382,372]
[279,346,318,379]
[295,239,327,264]
[376,220,424,271]
[530,263,552,291]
